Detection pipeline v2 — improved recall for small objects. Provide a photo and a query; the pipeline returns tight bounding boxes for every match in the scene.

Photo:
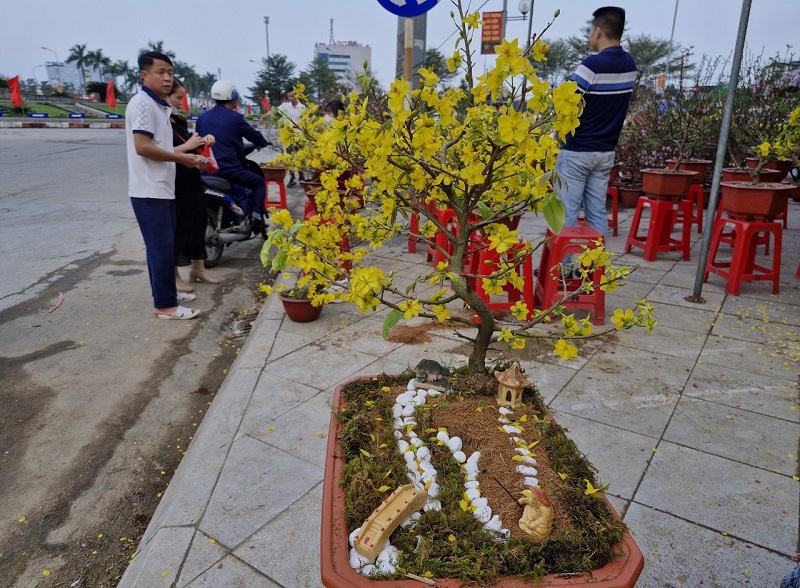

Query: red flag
[181,92,189,113]
[261,94,270,113]
[106,80,117,108]
[247,103,252,115]
[8,76,22,107]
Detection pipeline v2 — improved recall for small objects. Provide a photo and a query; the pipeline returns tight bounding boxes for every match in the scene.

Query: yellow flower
[511,301,529,321]
[432,304,451,323]
[510,337,526,350]
[462,11,483,29]
[399,299,423,319]
[418,67,439,87]
[497,110,529,144]
[553,339,578,360]
[610,308,635,330]
[531,40,549,62]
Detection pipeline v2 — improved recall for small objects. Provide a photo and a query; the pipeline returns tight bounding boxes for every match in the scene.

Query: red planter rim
[321,381,644,588]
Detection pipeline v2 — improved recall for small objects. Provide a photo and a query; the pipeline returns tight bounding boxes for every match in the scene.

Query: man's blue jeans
[131,197,177,309]
[555,149,616,241]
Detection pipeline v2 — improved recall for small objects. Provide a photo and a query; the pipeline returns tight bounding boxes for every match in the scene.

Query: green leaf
[382,309,404,339]
[271,250,289,272]
[542,195,565,233]
[260,230,284,267]
[476,201,492,220]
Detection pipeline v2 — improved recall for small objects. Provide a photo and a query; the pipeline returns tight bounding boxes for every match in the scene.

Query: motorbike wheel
[204,210,224,268]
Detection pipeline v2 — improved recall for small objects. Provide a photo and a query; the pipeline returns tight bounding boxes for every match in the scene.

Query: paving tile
[343,357,415,383]
[646,283,726,311]
[143,368,261,539]
[640,300,716,335]
[263,342,379,390]
[532,362,579,405]
[550,411,654,501]
[177,531,227,587]
[664,396,800,471]
[238,374,323,441]
[265,329,317,362]
[118,526,195,588]
[624,502,794,588]
[684,362,799,422]
[551,348,692,438]
[711,311,800,349]
[249,391,333,469]
[634,441,798,556]
[183,554,280,587]
[699,332,798,381]
[201,436,322,548]
[720,296,800,328]
[612,324,707,358]
[235,484,324,588]
[322,320,406,357]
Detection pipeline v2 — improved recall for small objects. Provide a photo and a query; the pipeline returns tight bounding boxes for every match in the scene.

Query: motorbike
[200,144,267,267]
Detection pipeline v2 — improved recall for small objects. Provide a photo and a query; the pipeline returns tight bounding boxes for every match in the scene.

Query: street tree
[297,55,342,103]
[248,54,297,107]
[141,41,176,60]
[66,44,90,87]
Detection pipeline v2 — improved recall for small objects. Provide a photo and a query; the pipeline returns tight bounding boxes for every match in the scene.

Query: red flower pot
[640,168,698,201]
[279,296,322,322]
[259,165,288,181]
[720,181,793,222]
[745,158,794,178]
[721,167,784,184]
[320,382,644,588]
[666,159,712,184]
[617,185,644,208]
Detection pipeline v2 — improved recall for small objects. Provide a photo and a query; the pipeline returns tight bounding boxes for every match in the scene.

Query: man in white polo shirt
[126,51,207,320]
[277,89,306,187]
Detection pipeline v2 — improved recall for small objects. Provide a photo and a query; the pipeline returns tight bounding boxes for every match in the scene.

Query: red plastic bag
[198,143,219,173]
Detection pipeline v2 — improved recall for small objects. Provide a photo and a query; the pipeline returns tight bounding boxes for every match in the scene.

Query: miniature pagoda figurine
[518,487,553,539]
[494,362,530,408]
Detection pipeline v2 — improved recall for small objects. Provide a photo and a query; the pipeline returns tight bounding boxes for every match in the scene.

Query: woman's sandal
[156,305,201,320]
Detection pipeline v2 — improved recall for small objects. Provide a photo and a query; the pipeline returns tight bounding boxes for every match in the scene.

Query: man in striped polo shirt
[555,6,637,243]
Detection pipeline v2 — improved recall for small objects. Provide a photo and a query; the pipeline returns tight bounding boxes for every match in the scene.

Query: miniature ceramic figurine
[518,487,553,539]
[495,362,531,409]
[414,359,451,392]
[354,484,428,561]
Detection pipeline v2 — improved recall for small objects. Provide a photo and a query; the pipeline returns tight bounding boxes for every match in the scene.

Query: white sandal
[157,305,201,320]
[177,292,196,303]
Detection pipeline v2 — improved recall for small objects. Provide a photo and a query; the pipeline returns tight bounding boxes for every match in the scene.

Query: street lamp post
[264,17,270,60]
[41,46,61,85]
[501,0,533,44]
[32,64,42,94]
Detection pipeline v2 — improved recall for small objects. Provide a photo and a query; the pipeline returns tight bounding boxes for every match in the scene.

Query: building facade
[314,42,372,90]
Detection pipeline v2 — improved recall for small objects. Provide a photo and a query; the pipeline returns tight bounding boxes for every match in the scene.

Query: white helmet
[211,80,240,101]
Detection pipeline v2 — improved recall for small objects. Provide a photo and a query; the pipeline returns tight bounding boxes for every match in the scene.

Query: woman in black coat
[168,78,220,289]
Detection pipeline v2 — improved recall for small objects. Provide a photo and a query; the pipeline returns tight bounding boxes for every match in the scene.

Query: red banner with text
[481,11,504,54]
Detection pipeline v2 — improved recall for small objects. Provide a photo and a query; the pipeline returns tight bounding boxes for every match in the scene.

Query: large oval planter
[666,159,712,184]
[321,381,644,588]
[721,167,784,184]
[280,296,322,322]
[720,181,793,222]
[615,184,644,208]
[640,168,698,201]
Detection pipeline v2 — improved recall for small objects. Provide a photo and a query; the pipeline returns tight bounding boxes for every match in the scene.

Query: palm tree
[124,69,141,95]
[86,49,111,81]
[66,43,90,88]
[199,72,217,101]
[141,41,176,60]
[108,59,133,98]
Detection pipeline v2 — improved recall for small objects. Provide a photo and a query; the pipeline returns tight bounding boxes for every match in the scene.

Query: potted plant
[720,104,800,220]
[262,3,655,584]
[275,282,324,323]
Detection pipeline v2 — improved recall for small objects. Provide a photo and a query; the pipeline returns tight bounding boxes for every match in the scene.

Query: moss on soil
[337,371,627,584]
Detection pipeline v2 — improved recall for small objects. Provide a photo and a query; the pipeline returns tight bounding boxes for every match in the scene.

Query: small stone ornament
[518,487,553,539]
[414,359,451,393]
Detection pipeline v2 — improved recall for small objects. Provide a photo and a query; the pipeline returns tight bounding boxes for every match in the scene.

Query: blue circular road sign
[377,0,439,18]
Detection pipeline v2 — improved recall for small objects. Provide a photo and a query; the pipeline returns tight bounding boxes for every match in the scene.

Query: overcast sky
[1,0,797,100]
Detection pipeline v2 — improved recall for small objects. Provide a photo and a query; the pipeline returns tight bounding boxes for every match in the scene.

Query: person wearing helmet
[196,80,270,226]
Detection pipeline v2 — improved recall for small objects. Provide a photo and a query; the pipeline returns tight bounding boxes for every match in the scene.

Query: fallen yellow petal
[43,571,50,577]
[18,517,25,523]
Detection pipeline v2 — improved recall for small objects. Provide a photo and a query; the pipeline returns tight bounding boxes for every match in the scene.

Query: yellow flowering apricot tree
[263,0,655,373]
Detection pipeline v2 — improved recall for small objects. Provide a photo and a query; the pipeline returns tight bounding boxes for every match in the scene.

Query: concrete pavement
[118,194,800,588]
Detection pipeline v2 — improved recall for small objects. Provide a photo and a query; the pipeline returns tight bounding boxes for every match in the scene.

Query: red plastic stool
[473,241,535,321]
[712,205,771,255]
[704,216,782,295]
[674,184,704,234]
[535,227,605,325]
[264,178,288,211]
[624,196,692,262]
